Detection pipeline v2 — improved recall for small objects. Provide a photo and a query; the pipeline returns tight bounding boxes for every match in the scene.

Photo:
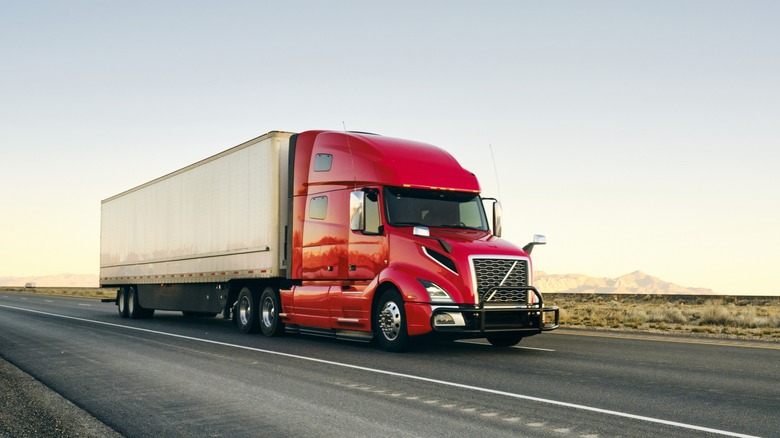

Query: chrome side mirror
[522,234,546,254]
[492,201,502,237]
[349,190,365,231]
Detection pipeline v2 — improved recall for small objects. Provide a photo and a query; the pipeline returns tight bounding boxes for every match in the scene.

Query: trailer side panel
[100,131,293,286]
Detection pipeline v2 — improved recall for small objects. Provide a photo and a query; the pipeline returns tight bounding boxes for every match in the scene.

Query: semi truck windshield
[384,187,489,231]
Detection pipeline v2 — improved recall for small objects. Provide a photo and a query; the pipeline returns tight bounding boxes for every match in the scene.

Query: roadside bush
[646,307,687,325]
[742,312,780,329]
[733,307,759,328]
[624,308,648,325]
[698,302,733,326]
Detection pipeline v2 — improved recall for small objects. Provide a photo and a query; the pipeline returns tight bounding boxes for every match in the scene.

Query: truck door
[348,188,386,280]
[326,189,387,327]
[296,193,348,327]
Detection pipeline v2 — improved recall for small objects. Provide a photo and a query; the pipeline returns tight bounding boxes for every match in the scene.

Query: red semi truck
[100,130,558,351]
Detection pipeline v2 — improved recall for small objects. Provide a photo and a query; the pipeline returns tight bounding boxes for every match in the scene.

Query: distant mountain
[0,274,99,288]
[534,270,717,295]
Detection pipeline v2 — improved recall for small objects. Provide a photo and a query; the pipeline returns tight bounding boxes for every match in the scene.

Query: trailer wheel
[374,289,409,352]
[236,287,261,334]
[117,288,128,318]
[486,333,523,347]
[127,286,141,319]
[260,287,284,337]
[127,286,154,319]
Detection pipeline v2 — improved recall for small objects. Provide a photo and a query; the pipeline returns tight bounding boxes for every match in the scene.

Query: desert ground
[546,293,780,341]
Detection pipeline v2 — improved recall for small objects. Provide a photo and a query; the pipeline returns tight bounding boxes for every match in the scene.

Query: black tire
[374,289,409,352]
[259,287,284,337]
[127,286,154,319]
[486,333,523,347]
[236,287,261,334]
[117,288,128,318]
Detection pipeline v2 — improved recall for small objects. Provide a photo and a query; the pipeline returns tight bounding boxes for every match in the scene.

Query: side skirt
[285,324,374,343]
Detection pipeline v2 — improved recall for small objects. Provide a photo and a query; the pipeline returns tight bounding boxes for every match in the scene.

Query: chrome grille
[484,289,528,303]
[472,258,529,304]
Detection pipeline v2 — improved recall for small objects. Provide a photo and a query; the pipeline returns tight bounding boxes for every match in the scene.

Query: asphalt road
[1,292,777,438]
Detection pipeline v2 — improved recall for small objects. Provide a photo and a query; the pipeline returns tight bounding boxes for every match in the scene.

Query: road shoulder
[0,358,122,438]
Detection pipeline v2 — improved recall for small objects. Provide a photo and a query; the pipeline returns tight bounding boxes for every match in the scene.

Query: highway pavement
[1,291,777,437]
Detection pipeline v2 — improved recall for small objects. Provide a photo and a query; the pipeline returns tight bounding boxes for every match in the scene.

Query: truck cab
[273,131,558,351]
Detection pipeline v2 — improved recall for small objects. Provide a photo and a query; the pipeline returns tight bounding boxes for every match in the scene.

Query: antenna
[342,121,358,190]
[489,144,502,200]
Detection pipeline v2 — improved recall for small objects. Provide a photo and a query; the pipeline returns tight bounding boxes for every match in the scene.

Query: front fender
[378,262,433,303]
[378,263,436,336]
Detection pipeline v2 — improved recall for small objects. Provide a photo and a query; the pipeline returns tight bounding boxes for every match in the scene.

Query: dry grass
[547,294,780,341]
[0,286,115,300]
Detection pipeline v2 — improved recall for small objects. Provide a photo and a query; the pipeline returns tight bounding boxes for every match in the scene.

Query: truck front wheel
[236,287,261,334]
[374,289,409,352]
[260,287,284,337]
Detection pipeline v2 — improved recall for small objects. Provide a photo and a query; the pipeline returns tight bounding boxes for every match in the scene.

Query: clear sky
[1,1,778,295]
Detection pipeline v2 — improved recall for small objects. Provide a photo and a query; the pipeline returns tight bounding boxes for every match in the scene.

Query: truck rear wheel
[128,286,154,319]
[117,288,128,318]
[236,287,261,334]
[486,333,523,347]
[374,289,409,352]
[260,287,284,336]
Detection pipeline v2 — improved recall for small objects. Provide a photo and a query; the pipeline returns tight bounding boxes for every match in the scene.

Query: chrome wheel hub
[238,296,251,326]
[379,301,401,341]
[262,297,275,328]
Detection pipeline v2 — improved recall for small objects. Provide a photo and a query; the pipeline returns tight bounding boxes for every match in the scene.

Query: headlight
[418,279,454,303]
[434,313,456,325]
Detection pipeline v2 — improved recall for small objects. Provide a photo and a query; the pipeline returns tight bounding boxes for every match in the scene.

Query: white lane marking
[514,346,555,352]
[0,304,760,438]
[44,300,54,303]
[78,304,92,307]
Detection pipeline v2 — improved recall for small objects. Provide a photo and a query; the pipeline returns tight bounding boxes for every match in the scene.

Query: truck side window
[309,196,328,220]
[313,154,332,172]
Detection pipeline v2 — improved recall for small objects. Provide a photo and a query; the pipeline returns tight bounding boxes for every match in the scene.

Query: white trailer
[100,131,293,315]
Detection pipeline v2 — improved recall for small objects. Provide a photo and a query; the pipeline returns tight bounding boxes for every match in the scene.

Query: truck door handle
[349,265,357,271]
[326,266,333,272]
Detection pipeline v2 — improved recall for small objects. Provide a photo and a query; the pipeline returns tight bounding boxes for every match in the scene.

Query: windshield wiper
[391,221,426,227]
[433,224,481,230]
